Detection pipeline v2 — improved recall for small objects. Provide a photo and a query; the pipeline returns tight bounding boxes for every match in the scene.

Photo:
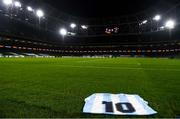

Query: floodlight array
[36,9,44,18]
[59,28,67,36]
[139,14,176,30]
[14,1,21,8]
[3,0,13,5]
[0,0,178,38]
[165,20,175,29]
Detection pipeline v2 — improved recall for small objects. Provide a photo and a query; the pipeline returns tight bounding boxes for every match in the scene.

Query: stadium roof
[41,0,179,18]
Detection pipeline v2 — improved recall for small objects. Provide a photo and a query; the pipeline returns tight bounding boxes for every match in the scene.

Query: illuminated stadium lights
[165,20,175,29]
[27,6,33,12]
[14,1,21,7]
[59,28,67,36]
[36,9,44,18]
[139,20,148,25]
[160,26,165,30]
[142,20,148,24]
[81,25,88,29]
[70,23,76,28]
[67,32,76,36]
[153,15,161,21]
[3,0,13,5]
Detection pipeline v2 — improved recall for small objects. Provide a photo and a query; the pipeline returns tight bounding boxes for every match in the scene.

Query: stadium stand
[0,0,180,58]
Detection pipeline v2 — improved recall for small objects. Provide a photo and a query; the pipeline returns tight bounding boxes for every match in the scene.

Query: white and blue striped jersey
[83,93,157,115]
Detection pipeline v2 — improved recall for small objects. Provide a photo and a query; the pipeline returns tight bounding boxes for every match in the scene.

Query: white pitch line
[76,59,104,63]
[56,65,180,72]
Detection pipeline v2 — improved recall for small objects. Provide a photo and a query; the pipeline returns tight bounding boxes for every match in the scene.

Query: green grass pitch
[0,57,180,118]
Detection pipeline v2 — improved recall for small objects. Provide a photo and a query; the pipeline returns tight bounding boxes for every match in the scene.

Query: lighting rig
[0,0,178,39]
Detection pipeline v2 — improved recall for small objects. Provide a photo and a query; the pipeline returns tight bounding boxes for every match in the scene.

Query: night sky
[30,0,179,17]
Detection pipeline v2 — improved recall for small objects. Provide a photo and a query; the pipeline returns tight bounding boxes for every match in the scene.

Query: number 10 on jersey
[102,101,136,113]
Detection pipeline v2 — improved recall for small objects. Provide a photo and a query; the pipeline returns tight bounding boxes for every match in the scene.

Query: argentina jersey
[83,93,157,115]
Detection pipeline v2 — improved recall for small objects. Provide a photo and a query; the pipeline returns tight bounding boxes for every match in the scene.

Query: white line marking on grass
[76,59,103,63]
[56,65,180,72]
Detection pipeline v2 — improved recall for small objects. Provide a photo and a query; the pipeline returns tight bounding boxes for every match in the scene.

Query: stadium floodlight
[27,6,33,12]
[81,25,88,29]
[36,9,44,18]
[3,0,13,5]
[14,1,21,8]
[59,28,67,36]
[68,32,76,36]
[142,20,148,24]
[153,15,161,21]
[165,20,175,29]
[70,23,76,29]
[160,26,165,30]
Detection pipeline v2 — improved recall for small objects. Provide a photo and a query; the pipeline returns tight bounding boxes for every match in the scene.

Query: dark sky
[36,0,179,18]
[44,0,152,17]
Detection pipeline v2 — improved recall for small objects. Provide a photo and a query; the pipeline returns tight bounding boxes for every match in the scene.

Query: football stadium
[0,0,180,118]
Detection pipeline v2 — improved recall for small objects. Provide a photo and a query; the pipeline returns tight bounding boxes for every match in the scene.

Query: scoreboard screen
[105,27,119,34]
